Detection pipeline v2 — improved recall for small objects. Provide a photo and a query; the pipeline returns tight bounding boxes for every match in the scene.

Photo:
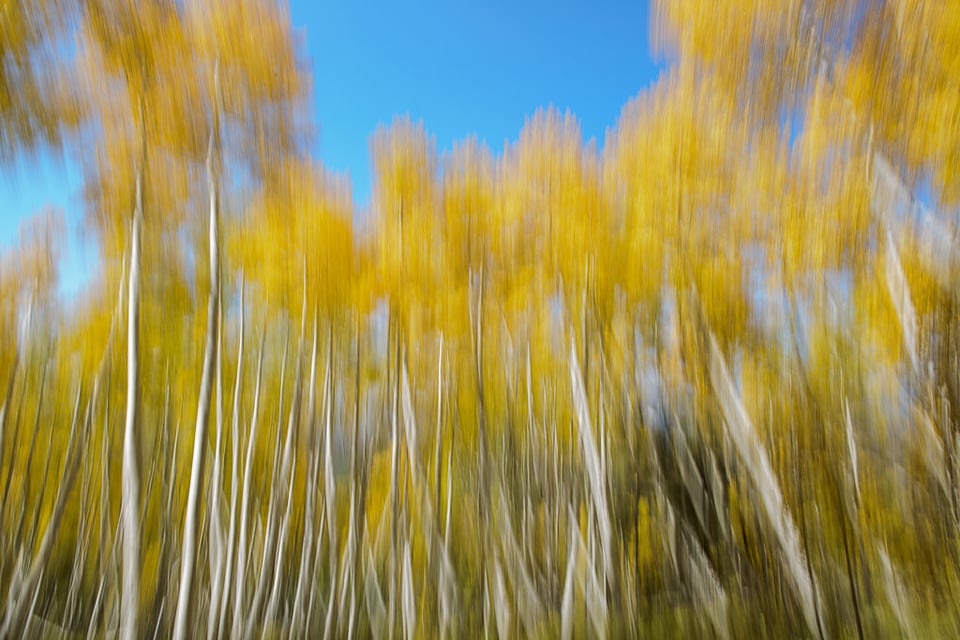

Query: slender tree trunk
[121,156,144,640]
[231,332,265,639]
[173,116,221,640]
[389,314,401,640]
[434,336,443,522]
[349,316,366,640]
[206,295,225,639]
[291,318,319,635]
[216,279,244,640]
[322,330,338,637]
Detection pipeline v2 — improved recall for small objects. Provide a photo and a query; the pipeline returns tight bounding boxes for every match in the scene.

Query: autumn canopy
[1,1,959,638]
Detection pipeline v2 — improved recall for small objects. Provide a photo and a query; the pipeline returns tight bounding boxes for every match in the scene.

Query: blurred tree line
[1,0,959,637]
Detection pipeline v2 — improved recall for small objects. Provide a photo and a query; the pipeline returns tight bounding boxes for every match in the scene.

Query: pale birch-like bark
[322,335,339,639]
[433,336,443,518]
[231,331,265,639]
[121,157,144,640]
[215,279,244,640]
[290,319,319,636]
[304,343,333,633]
[173,117,221,640]
[388,318,401,640]
[206,298,225,639]
[346,318,366,640]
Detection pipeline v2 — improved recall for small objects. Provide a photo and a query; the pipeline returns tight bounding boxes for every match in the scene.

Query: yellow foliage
[232,158,355,319]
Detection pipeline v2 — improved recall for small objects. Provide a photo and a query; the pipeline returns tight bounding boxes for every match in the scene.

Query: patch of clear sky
[0,0,659,298]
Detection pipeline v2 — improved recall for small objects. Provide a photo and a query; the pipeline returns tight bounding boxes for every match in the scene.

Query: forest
[1,0,960,638]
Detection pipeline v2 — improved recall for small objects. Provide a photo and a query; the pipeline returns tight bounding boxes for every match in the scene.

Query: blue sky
[0,0,659,297]
[304,0,658,205]
[0,151,92,295]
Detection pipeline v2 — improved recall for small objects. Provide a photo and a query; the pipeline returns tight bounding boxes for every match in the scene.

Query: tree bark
[232,332,265,639]
[216,278,244,640]
[120,155,144,640]
[173,116,221,640]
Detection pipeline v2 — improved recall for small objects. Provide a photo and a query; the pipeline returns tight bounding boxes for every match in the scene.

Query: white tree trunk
[120,163,144,640]
[216,279,244,640]
[232,333,266,639]
[174,125,221,640]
